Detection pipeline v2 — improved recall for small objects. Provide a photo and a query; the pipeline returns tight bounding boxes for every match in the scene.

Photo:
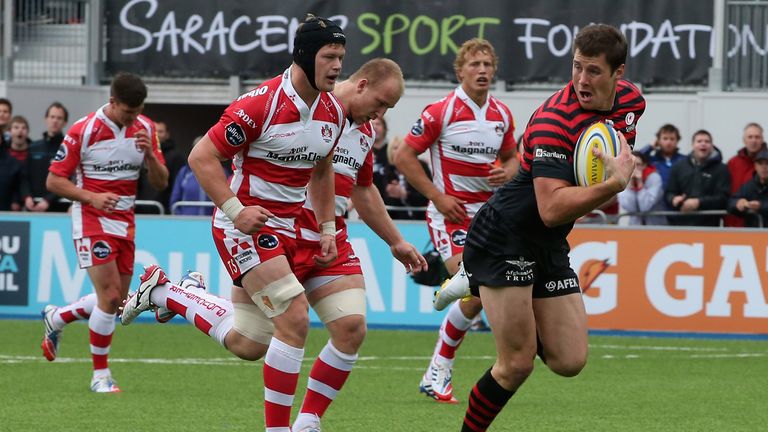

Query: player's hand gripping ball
[573,122,620,187]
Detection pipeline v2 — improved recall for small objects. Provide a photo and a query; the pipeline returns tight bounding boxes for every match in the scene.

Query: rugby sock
[295,340,357,426]
[150,282,233,346]
[264,337,304,432]
[433,300,472,367]
[88,306,115,372]
[51,293,96,329]
[462,368,515,432]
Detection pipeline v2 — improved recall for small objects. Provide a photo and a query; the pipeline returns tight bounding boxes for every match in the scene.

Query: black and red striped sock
[462,368,515,432]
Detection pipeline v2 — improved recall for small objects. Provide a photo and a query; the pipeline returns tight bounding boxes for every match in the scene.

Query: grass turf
[1,319,766,431]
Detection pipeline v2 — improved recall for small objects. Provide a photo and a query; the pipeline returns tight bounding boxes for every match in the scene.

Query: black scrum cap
[293,15,346,90]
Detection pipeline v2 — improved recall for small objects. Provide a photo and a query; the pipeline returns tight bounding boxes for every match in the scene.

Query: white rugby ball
[573,122,620,187]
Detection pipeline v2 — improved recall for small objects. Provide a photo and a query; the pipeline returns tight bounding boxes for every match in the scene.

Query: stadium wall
[1,213,766,335]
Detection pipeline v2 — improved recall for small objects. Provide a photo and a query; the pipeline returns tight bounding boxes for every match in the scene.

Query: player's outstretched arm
[351,184,427,273]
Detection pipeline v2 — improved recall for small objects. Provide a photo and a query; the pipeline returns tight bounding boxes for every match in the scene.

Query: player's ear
[613,64,625,80]
[357,78,368,93]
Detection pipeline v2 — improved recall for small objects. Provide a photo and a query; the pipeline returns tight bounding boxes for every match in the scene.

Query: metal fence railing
[4,0,91,84]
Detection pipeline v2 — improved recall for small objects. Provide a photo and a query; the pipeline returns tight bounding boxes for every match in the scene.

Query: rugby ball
[573,122,620,187]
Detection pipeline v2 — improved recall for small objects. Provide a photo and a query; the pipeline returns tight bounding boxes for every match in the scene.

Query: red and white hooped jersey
[298,119,375,242]
[49,106,163,240]
[404,86,516,218]
[207,67,345,237]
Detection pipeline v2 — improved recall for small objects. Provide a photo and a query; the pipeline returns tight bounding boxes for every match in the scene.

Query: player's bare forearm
[144,156,169,190]
[394,144,439,200]
[46,172,93,204]
[534,176,624,227]
[188,135,234,206]
[351,184,403,246]
[308,156,336,225]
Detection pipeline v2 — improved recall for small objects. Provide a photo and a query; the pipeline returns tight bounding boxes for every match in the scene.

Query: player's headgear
[293,14,346,90]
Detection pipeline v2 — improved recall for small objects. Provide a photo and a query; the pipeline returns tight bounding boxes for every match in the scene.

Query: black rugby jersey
[474,80,645,247]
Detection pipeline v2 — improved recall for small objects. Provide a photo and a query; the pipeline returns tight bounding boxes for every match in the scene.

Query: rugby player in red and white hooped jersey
[289,58,428,431]
[41,72,169,393]
[120,15,346,432]
[395,38,519,404]
[119,58,427,432]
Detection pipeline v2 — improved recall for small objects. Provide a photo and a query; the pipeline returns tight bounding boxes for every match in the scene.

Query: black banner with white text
[105,0,729,85]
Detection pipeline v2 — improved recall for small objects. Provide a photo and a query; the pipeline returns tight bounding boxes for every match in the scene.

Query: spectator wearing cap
[728,148,768,227]
[619,151,667,225]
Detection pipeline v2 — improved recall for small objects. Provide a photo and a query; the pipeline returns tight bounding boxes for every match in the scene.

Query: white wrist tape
[220,196,245,222]
[320,221,336,236]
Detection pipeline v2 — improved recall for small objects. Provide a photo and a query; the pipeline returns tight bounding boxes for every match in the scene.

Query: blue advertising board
[0,213,444,328]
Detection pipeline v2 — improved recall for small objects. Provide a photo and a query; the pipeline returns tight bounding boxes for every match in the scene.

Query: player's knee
[496,357,535,384]
[101,288,124,310]
[548,355,587,377]
[231,342,267,361]
[329,315,367,352]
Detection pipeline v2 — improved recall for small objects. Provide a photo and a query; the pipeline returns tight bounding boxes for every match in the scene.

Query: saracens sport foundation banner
[1,213,767,335]
[105,0,723,86]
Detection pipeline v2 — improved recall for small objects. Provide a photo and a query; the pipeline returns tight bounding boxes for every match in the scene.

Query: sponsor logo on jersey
[451,229,467,246]
[235,109,258,129]
[451,145,498,156]
[266,151,324,163]
[332,153,362,170]
[225,122,246,147]
[92,241,111,259]
[54,144,68,161]
[625,123,636,134]
[625,112,635,125]
[91,160,142,173]
[504,257,535,283]
[321,124,334,143]
[257,234,279,250]
[534,148,567,160]
[410,118,424,136]
[545,277,579,292]
[495,122,505,137]
[360,135,370,153]
[236,86,268,101]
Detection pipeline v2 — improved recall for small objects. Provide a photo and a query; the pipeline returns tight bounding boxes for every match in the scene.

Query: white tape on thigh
[250,273,304,318]
[312,288,367,324]
[233,303,274,344]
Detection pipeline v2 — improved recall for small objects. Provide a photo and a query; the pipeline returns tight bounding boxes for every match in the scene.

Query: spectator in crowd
[136,120,184,213]
[639,123,684,190]
[728,148,768,228]
[725,122,766,227]
[385,135,429,220]
[371,117,391,202]
[0,143,31,211]
[7,115,31,162]
[618,151,666,225]
[665,129,730,226]
[27,102,69,212]
[0,98,12,146]
[169,136,232,216]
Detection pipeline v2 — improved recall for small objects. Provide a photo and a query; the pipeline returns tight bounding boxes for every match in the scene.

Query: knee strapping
[233,302,274,345]
[313,288,366,324]
[250,273,304,318]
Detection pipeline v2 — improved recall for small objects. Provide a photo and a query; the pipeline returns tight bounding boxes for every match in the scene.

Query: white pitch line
[589,344,730,352]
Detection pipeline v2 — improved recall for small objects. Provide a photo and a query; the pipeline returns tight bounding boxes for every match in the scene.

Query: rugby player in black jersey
[459,24,646,431]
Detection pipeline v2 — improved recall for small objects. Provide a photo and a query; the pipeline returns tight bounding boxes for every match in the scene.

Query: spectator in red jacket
[726,123,766,226]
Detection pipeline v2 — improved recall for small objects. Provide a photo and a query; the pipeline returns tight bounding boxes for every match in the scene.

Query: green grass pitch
[1,319,767,431]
